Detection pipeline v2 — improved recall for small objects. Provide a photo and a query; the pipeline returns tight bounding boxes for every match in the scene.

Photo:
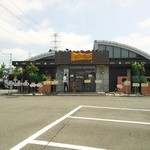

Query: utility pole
[0,52,12,69]
[9,53,12,69]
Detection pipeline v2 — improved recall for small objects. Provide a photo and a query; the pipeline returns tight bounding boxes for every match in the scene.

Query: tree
[26,63,39,75]
[132,61,146,93]
[25,63,39,83]
[0,63,6,79]
[132,62,145,76]
[12,67,22,80]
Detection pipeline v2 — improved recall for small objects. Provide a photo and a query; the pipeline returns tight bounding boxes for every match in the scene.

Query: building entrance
[69,66,96,92]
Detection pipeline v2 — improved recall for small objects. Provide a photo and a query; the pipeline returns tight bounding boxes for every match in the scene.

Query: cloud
[0,20,51,47]
[0,0,49,45]
[53,0,104,14]
[0,0,44,23]
[0,2,94,50]
[0,30,94,68]
[1,0,149,67]
[0,48,29,67]
[8,0,44,13]
[138,18,150,29]
[0,48,28,60]
[60,32,93,50]
[115,17,150,54]
[115,33,150,54]
[0,14,93,51]
[41,18,52,28]
[115,0,137,8]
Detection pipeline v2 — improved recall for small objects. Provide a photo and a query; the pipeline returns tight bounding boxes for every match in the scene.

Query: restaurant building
[12,40,150,93]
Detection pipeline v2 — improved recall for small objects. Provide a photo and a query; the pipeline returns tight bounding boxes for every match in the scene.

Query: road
[0,95,150,150]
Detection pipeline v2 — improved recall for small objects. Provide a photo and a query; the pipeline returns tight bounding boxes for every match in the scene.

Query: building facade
[12,40,150,93]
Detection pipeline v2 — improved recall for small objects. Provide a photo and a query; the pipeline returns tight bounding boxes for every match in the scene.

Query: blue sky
[0,0,150,67]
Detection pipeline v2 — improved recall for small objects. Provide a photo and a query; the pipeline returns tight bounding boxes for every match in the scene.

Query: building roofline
[94,40,150,60]
[25,51,55,61]
[26,40,150,61]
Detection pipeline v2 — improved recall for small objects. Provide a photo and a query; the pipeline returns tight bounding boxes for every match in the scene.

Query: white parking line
[69,116,150,126]
[10,105,83,150]
[30,140,106,150]
[10,105,150,150]
[82,105,150,112]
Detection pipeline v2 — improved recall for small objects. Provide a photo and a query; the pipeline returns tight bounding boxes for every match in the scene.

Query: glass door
[69,67,95,92]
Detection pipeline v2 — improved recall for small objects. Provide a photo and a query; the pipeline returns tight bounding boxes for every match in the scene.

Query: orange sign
[71,52,92,61]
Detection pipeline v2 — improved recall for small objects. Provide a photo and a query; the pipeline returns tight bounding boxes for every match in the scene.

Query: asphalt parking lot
[0,95,150,150]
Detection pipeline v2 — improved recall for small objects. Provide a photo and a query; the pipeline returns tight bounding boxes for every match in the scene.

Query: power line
[8,0,50,40]
[0,2,49,44]
[0,3,32,28]
[8,0,42,29]
[0,9,48,49]
[0,24,47,49]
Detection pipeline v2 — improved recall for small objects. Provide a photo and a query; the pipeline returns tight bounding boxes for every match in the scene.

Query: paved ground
[0,94,150,150]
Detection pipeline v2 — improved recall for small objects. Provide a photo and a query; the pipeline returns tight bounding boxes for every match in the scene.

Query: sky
[0,0,150,67]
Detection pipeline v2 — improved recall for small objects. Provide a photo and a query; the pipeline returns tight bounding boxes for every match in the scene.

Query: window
[106,46,113,58]
[129,51,136,58]
[98,45,105,51]
[114,47,121,58]
[121,49,129,58]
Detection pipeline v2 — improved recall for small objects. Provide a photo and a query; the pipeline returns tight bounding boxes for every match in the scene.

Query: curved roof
[25,51,55,61]
[26,40,150,61]
[94,40,150,60]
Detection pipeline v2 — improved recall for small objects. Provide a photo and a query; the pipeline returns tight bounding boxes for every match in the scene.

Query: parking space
[71,106,150,124]
[10,105,150,150]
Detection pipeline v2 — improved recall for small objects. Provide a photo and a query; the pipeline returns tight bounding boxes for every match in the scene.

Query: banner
[71,52,92,61]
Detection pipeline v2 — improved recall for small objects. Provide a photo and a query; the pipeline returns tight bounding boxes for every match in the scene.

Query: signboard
[51,80,59,85]
[117,84,123,89]
[95,80,102,84]
[124,80,131,86]
[84,79,91,83]
[70,74,74,77]
[141,83,149,87]
[37,83,43,87]
[23,80,29,86]
[43,81,51,85]
[8,80,14,86]
[30,82,36,87]
[55,51,109,65]
[132,83,140,87]
[15,81,22,86]
[71,52,92,62]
